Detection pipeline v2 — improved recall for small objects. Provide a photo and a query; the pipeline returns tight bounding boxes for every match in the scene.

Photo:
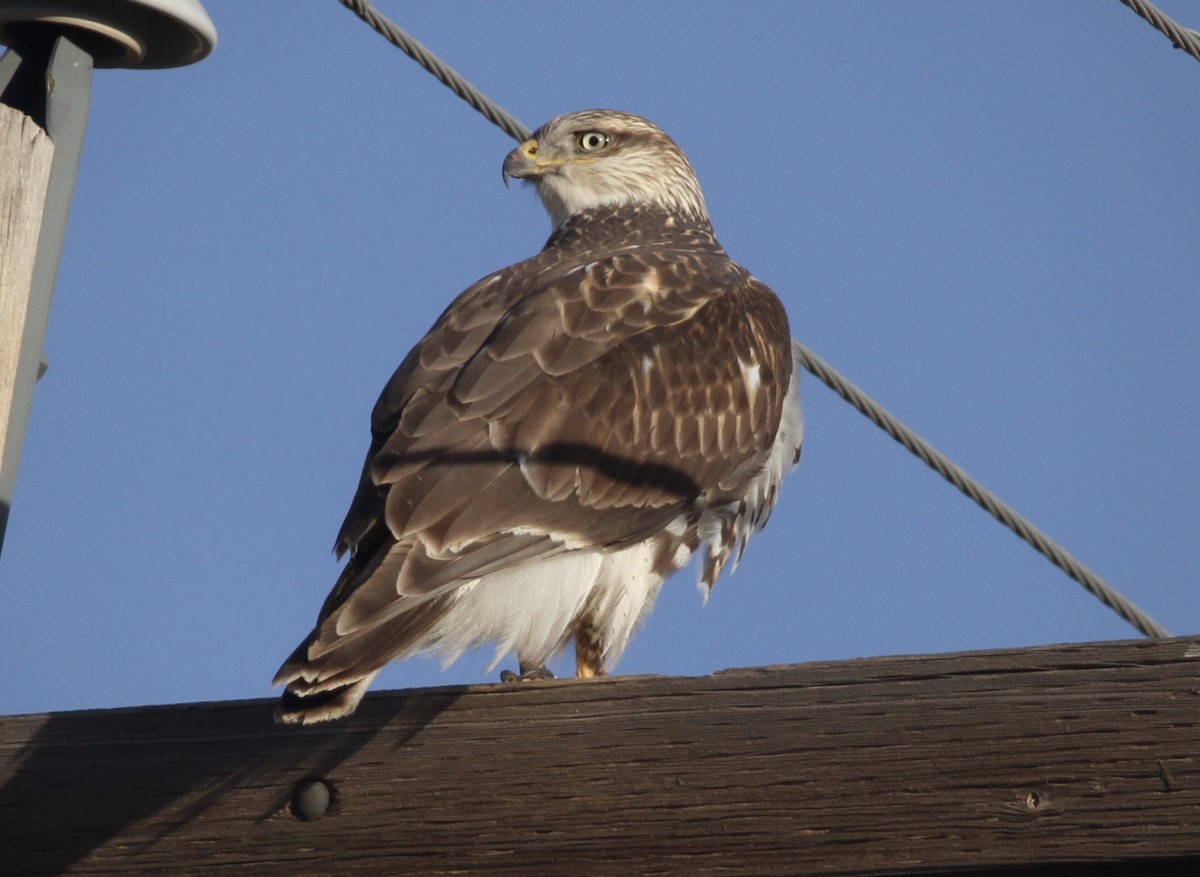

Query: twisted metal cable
[1120,0,1200,64]
[334,1,1172,640]
[793,342,1170,639]
[337,0,532,142]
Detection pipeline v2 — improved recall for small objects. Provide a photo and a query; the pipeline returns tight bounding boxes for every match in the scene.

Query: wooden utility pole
[1,637,1198,875]
[0,96,52,506]
[0,1,216,554]
[0,35,90,554]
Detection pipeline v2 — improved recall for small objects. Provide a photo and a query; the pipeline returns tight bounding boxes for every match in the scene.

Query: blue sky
[2,2,1197,717]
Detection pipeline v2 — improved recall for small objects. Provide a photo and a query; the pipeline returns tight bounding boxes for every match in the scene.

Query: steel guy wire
[1120,0,1200,64]
[793,342,1170,639]
[337,0,531,142]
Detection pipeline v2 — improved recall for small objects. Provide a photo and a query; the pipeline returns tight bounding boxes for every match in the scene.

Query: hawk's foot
[499,665,556,683]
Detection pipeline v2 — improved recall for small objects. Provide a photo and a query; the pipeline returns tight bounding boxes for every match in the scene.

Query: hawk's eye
[576,131,610,152]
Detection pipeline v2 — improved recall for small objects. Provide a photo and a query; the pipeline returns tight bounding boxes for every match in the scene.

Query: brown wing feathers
[275,208,793,716]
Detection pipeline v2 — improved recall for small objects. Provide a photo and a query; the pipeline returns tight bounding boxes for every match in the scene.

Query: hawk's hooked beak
[503,137,558,187]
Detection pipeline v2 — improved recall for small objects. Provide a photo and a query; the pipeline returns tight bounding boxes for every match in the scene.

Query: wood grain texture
[2,637,1199,875]
[0,103,52,469]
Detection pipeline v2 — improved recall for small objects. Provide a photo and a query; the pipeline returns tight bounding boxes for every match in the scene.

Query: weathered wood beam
[2,637,1199,875]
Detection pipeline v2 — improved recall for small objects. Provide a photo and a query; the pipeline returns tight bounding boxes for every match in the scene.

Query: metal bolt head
[292,779,332,821]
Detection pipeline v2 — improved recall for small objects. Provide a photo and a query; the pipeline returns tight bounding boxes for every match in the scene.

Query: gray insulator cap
[0,0,217,68]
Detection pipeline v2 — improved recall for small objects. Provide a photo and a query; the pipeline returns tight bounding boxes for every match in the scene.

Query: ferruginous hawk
[274,109,802,724]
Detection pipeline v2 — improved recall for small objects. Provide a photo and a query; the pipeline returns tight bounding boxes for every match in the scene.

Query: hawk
[274,109,802,724]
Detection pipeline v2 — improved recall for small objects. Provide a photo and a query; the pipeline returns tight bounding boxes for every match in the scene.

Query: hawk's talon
[500,666,555,683]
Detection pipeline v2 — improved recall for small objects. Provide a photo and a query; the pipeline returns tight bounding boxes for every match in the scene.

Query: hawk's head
[503,109,709,229]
